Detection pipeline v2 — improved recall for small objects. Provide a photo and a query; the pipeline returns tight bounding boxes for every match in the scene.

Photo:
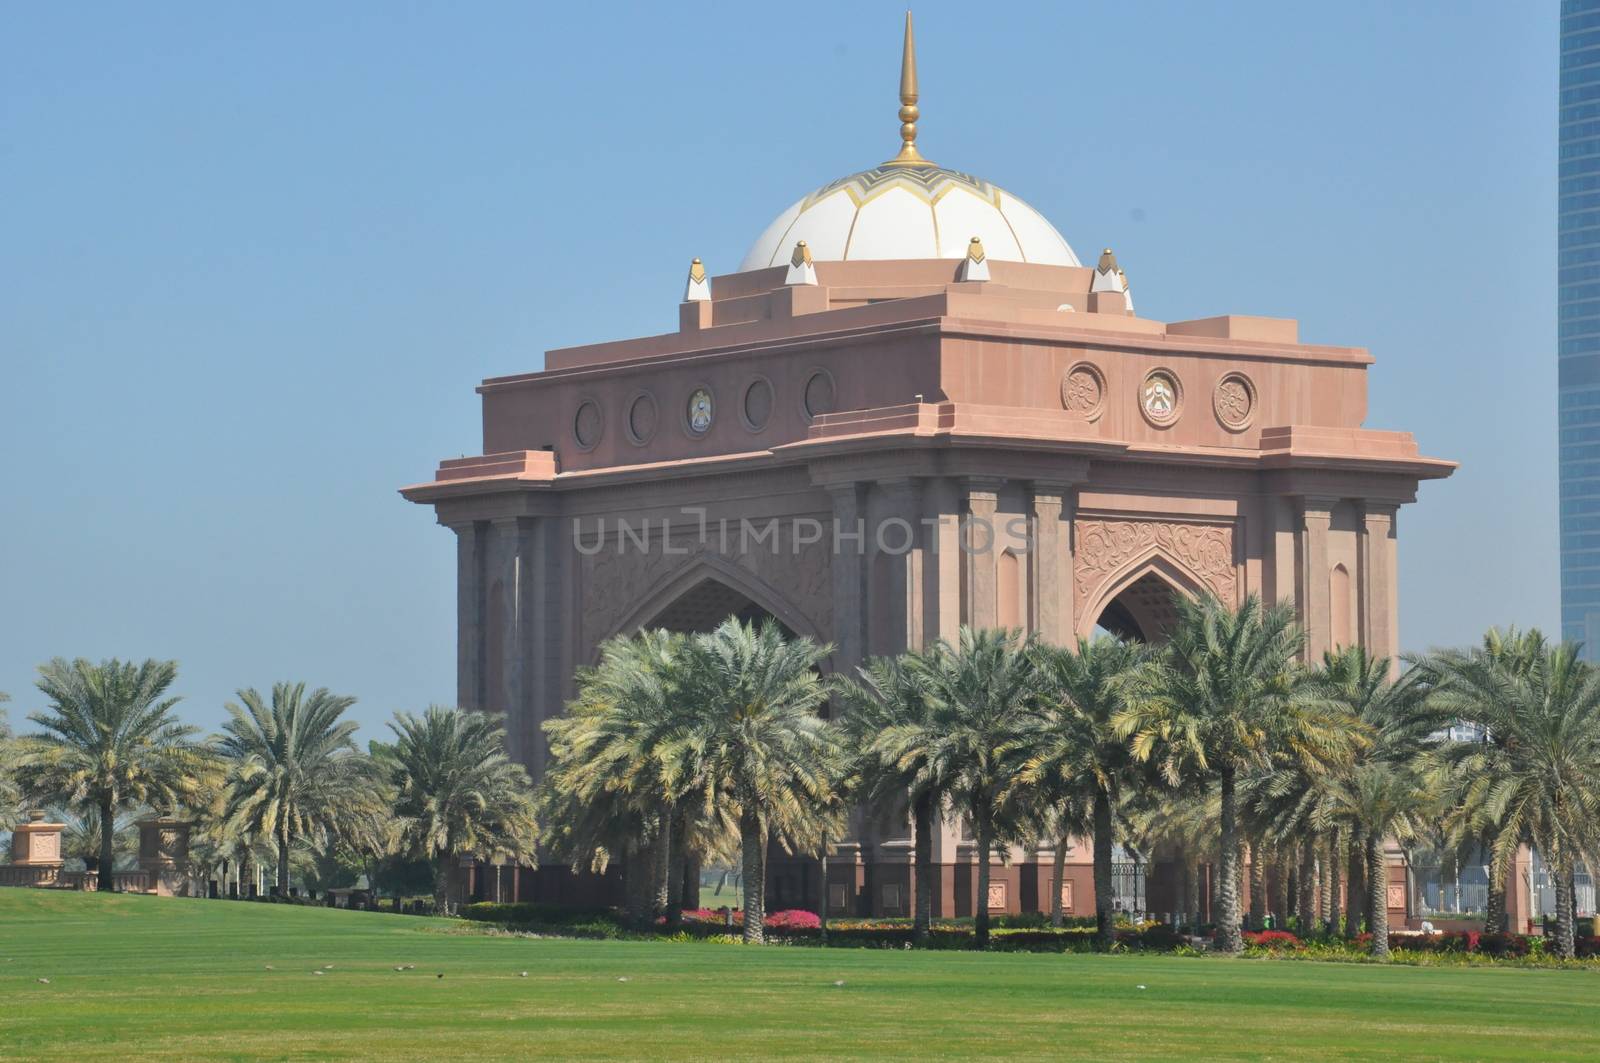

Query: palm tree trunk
[433,854,451,916]
[1478,832,1504,934]
[1215,766,1243,953]
[98,797,116,894]
[681,851,701,914]
[1297,835,1317,930]
[1361,837,1377,936]
[1366,832,1389,958]
[1554,853,1577,959]
[913,792,934,943]
[1326,836,1342,936]
[277,825,291,897]
[1269,849,1289,929]
[664,809,686,926]
[1187,859,1203,932]
[1050,832,1069,929]
[740,813,765,944]
[1345,832,1365,938]
[974,809,993,951]
[623,847,654,929]
[816,832,829,942]
[1247,842,1265,931]
[1092,788,1115,951]
[653,813,673,921]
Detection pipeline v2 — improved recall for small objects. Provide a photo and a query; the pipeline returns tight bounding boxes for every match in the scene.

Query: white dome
[739,164,1080,272]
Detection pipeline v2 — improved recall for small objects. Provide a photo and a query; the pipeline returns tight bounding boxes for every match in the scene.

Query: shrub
[1243,930,1301,950]
[459,901,613,925]
[1135,923,1186,951]
[1477,932,1532,958]
[1576,936,1600,959]
[764,909,821,931]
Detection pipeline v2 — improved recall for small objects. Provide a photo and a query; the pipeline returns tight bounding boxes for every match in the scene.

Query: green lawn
[2,890,1596,1061]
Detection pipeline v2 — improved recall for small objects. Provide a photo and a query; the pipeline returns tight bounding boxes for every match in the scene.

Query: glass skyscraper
[1561,0,1600,656]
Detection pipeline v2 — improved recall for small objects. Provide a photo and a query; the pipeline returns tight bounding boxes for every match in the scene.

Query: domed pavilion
[403,14,1453,919]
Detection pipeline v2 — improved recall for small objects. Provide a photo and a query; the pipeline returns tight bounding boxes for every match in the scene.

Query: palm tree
[383,706,539,915]
[59,805,140,871]
[1124,782,1220,931]
[1428,641,1600,958]
[1025,637,1154,948]
[0,692,22,831]
[218,682,369,895]
[1316,761,1430,958]
[836,650,947,943]
[918,627,1042,950]
[541,629,697,927]
[1118,596,1339,954]
[1416,627,1551,935]
[663,618,839,944]
[15,658,209,893]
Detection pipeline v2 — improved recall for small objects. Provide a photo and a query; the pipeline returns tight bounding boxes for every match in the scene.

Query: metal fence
[1111,861,1145,916]
[1531,865,1596,919]
[1412,863,1491,915]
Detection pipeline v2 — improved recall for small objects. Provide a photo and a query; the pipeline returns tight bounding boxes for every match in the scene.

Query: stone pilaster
[449,521,487,712]
[1360,503,1399,663]
[1297,498,1336,662]
[876,477,924,653]
[485,517,526,762]
[963,479,1002,629]
[829,483,866,673]
[1029,483,1069,643]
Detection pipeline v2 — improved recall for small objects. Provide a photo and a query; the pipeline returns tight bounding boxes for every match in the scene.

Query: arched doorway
[604,556,821,650]
[1093,570,1184,643]
[1083,560,1208,644]
[645,577,794,636]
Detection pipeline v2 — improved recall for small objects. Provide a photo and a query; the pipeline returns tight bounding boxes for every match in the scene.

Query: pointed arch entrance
[603,555,820,646]
[1080,557,1209,644]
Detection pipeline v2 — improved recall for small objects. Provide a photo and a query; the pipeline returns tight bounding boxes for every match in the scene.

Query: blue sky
[0,2,1554,735]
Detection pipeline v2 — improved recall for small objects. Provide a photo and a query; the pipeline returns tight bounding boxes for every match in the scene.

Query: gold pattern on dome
[806,165,1002,213]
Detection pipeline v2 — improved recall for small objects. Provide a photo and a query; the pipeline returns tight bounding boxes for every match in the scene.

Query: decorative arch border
[597,552,826,658]
[1072,518,1238,639]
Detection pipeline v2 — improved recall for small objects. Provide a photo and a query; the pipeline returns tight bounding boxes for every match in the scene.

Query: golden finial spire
[886,11,934,167]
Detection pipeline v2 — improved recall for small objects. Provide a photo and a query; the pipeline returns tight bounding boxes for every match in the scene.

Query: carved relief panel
[1073,519,1237,626]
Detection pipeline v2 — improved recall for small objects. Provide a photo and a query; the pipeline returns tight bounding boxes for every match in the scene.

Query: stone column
[876,478,923,653]
[10,811,64,887]
[1029,484,1069,644]
[449,521,487,712]
[137,818,192,897]
[1359,503,1399,663]
[828,483,867,673]
[963,479,1002,629]
[1297,498,1336,661]
[486,516,544,769]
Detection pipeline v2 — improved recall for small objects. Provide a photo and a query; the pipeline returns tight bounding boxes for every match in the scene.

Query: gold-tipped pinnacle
[885,12,934,168]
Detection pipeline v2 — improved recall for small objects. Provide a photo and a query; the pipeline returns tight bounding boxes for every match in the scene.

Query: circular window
[573,400,603,450]
[1139,369,1182,428]
[1061,361,1106,421]
[626,391,658,446]
[1213,372,1256,432]
[742,377,774,432]
[686,387,714,435]
[803,370,836,420]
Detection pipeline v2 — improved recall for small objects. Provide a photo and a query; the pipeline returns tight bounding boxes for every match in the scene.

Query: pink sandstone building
[403,16,1455,922]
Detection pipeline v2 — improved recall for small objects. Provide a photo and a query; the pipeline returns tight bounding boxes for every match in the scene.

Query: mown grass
[1,889,1596,1061]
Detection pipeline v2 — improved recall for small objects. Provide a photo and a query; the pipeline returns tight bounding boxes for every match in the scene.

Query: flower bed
[1243,930,1302,951]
